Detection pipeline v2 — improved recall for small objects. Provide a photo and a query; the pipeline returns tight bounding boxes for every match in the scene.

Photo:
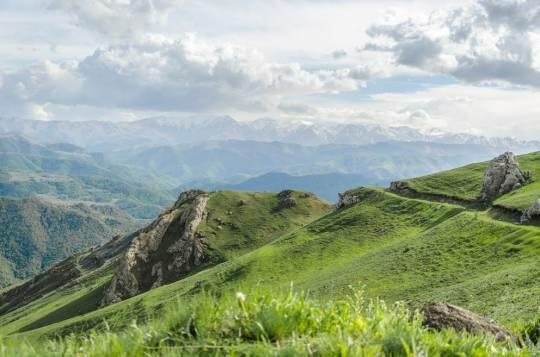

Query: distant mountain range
[113,140,522,185]
[0,135,175,219]
[1,116,539,152]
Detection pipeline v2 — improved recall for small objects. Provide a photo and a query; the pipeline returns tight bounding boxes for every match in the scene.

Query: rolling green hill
[392,151,540,212]
[1,152,540,354]
[0,190,331,335]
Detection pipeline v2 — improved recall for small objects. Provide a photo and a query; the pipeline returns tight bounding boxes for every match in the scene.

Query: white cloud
[276,84,540,140]
[0,34,362,117]
[366,85,540,139]
[364,0,540,87]
[331,50,348,59]
[48,0,179,37]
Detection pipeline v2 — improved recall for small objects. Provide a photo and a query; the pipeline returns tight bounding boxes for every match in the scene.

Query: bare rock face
[422,303,518,343]
[520,198,540,224]
[101,190,219,306]
[389,181,408,193]
[277,190,298,209]
[336,190,363,209]
[480,152,528,201]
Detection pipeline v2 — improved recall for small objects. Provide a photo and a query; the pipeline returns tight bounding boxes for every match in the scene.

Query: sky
[1,0,540,139]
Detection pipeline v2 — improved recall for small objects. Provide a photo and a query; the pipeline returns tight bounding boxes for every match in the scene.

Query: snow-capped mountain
[0,115,538,152]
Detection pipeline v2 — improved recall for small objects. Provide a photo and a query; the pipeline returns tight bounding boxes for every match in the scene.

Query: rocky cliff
[480,152,529,201]
[101,190,221,305]
[336,190,364,209]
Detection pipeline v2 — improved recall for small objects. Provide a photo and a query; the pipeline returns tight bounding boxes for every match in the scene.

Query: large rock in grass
[480,152,528,201]
[422,303,518,343]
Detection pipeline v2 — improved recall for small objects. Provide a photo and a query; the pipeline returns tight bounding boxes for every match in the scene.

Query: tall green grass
[1,288,536,356]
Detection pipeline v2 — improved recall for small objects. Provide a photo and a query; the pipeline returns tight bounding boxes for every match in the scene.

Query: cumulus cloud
[0,34,362,117]
[364,0,540,87]
[331,49,348,59]
[48,0,179,37]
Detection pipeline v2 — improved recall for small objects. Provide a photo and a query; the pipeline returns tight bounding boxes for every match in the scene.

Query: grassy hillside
[494,152,540,210]
[395,151,540,210]
[4,186,540,341]
[0,197,139,288]
[396,162,487,201]
[200,190,332,258]
[2,154,540,353]
[0,190,331,336]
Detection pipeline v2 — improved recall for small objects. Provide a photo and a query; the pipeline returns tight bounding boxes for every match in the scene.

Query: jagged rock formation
[480,152,528,201]
[336,190,363,209]
[102,190,220,306]
[388,181,410,194]
[277,190,298,209]
[520,198,540,224]
[422,303,518,343]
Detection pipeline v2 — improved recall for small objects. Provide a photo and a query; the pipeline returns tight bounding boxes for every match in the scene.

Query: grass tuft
[1,288,536,356]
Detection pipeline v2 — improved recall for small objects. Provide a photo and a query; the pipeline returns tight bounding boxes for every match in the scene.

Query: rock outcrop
[480,152,528,201]
[277,190,298,209]
[422,303,518,343]
[388,181,411,195]
[520,198,540,224]
[336,190,363,209]
[101,190,220,306]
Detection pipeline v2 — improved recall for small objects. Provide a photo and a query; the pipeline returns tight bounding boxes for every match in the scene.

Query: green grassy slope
[1,289,532,356]
[397,162,487,201]
[3,151,540,350]
[494,152,540,210]
[0,190,331,336]
[201,190,331,259]
[9,186,540,341]
[397,151,540,210]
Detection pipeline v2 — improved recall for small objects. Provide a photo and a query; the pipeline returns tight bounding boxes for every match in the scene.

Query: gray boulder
[520,198,540,224]
[336,190,363,209]
[480,152,528,201]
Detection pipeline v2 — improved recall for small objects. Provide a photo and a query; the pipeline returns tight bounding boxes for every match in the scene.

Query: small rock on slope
[520,198,540,223]
[422,302,518,343]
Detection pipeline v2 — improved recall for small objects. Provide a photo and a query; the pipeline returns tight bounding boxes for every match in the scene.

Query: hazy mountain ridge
[112,140,521,185]
[0,135,175,219]
[1,116,538,152]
